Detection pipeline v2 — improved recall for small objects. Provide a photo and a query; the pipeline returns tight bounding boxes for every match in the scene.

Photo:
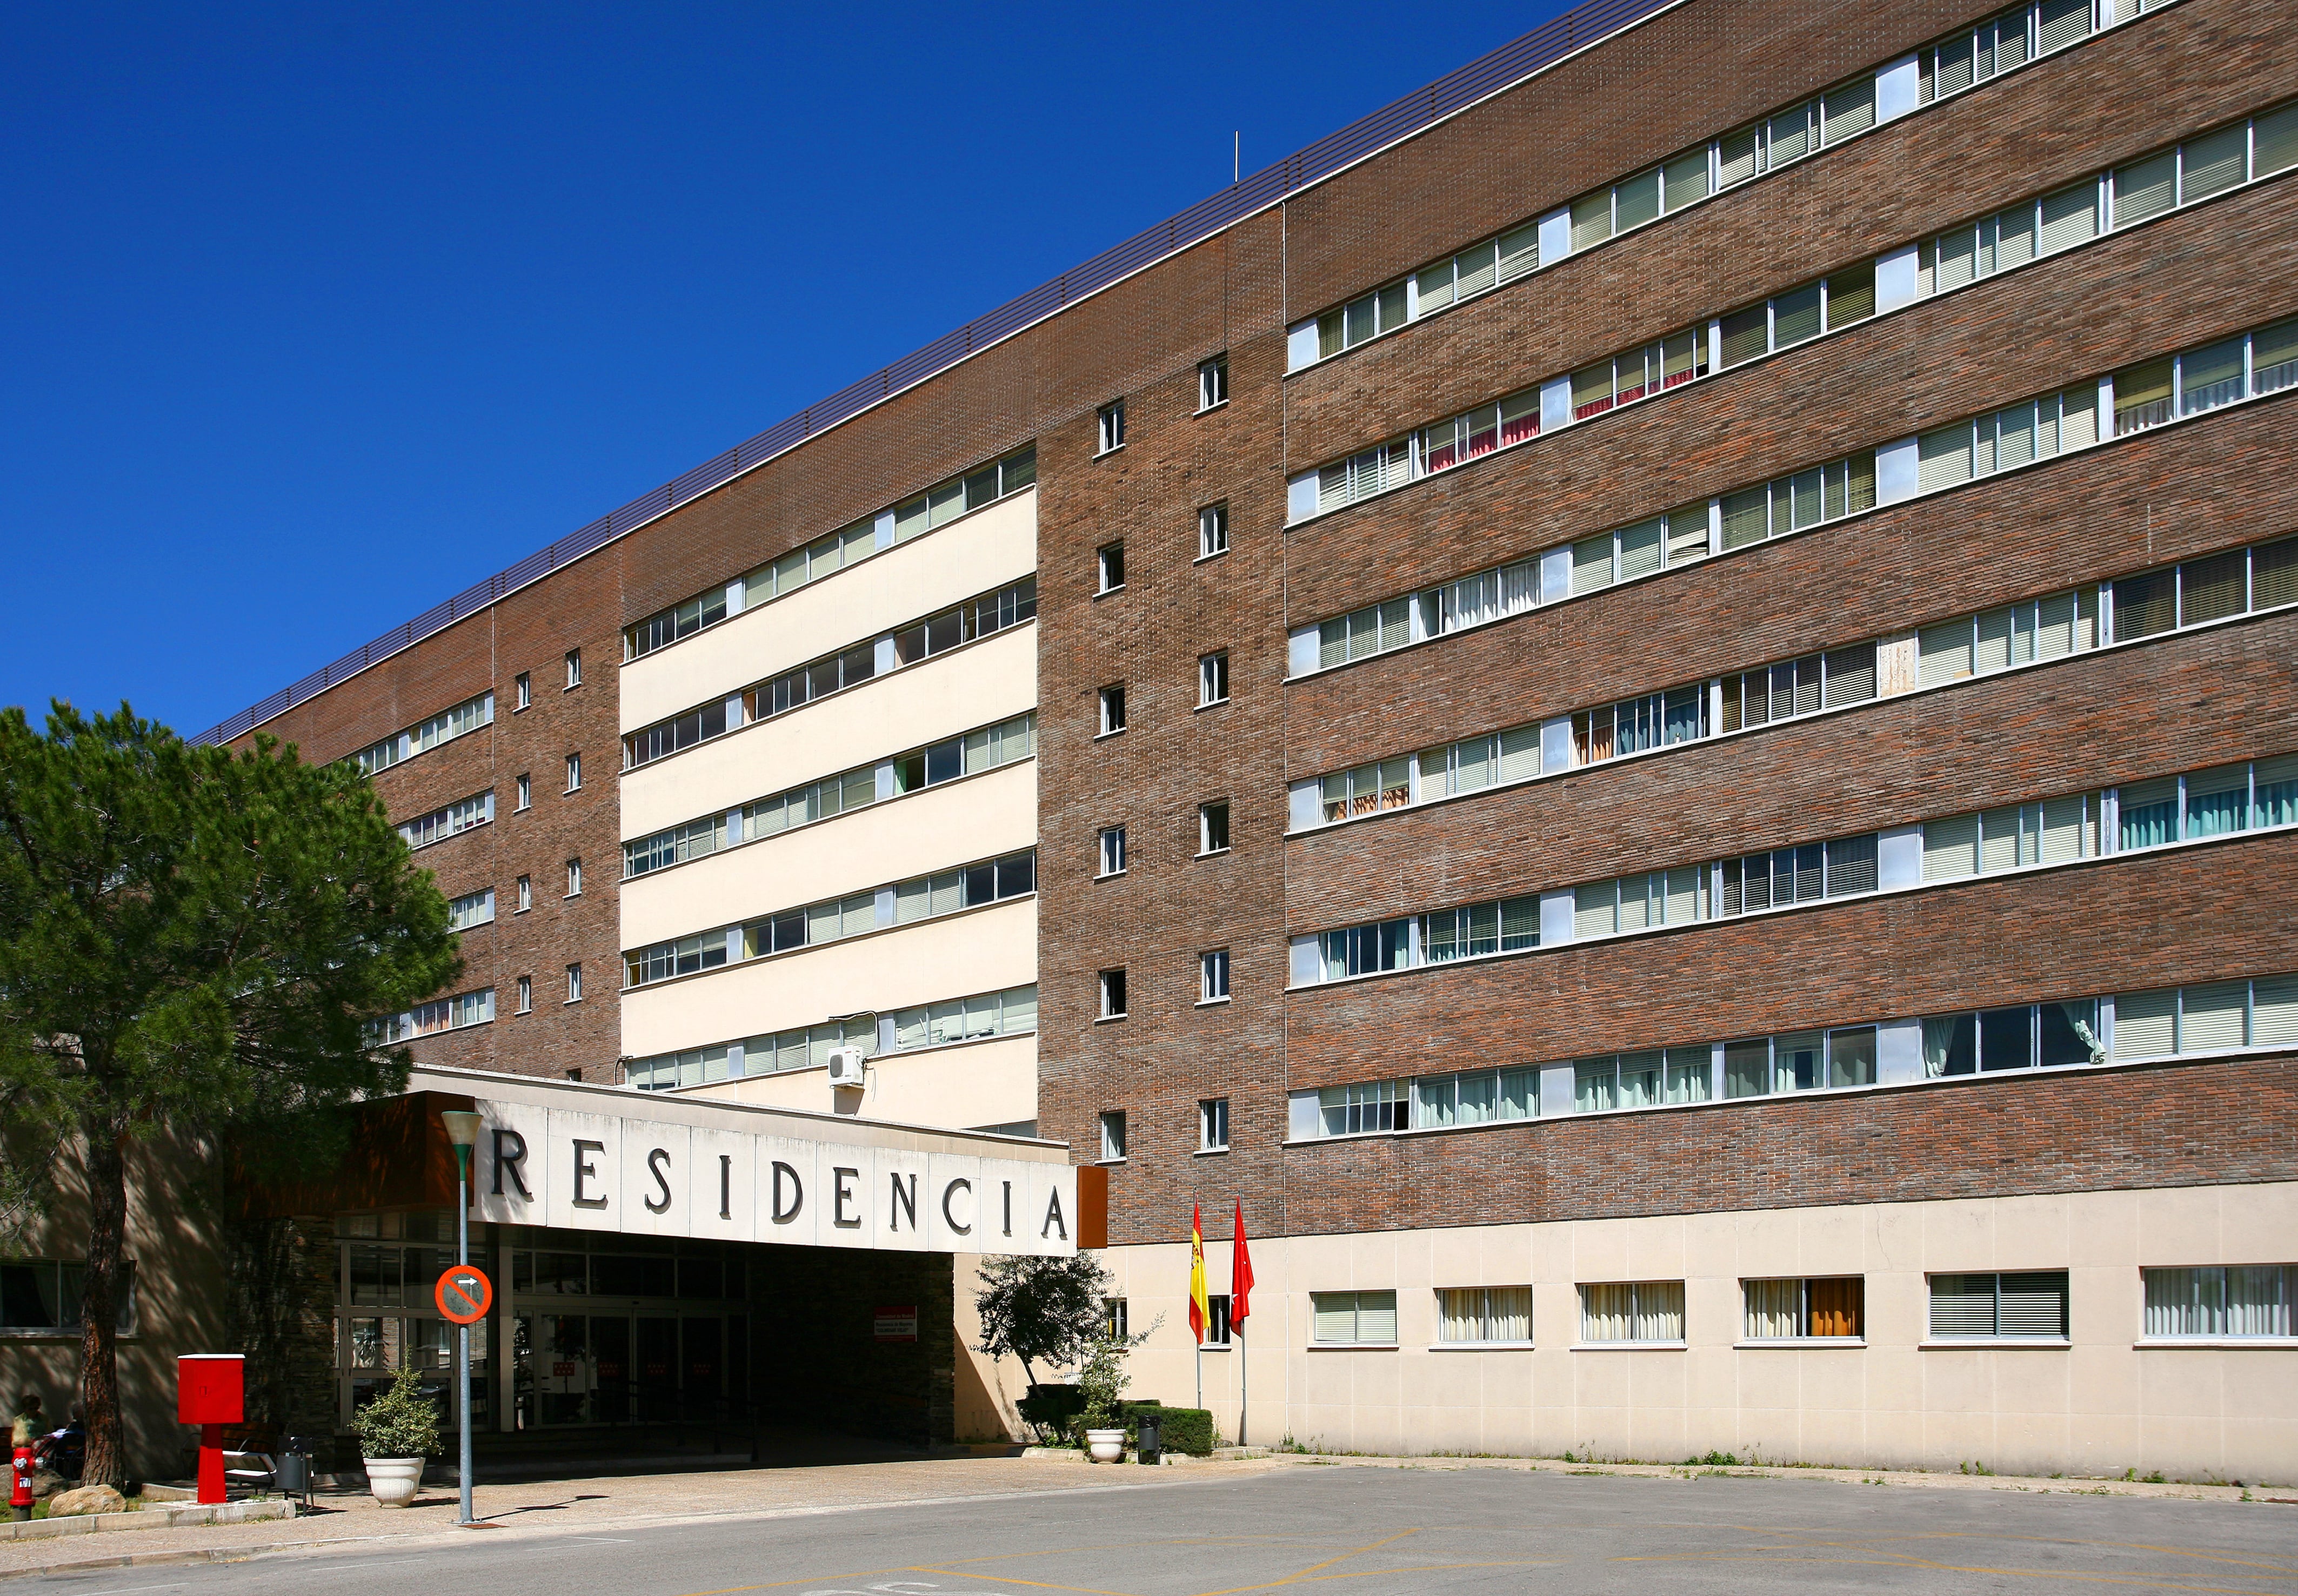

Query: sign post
[439,1110,487,1528]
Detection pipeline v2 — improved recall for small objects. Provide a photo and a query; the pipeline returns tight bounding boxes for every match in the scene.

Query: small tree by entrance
[0,704,461,1487]
[972,1253,1112,1392]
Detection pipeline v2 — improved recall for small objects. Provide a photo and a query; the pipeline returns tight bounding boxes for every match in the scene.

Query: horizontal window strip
[369,987,494,1045]
[1282,106,2298,537]
[1288,971,2298,1143]
[353,690,494,776]
[1292,527,2298,837]
[623,982,1039,1090]
[623,712,1036,879]
[623,446,1036,661]
[1288,0,2194,372]
[623,576,1036,770]
[1290,753,2298,988]
[623,849,1037,989]
[396,789,493,851]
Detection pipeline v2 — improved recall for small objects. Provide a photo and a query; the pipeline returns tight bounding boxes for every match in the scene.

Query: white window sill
[1200,1340,1233,1350]
[2132,1337,2298,1349]
[1307,1342,1398,1351]
[1094,444,1125,458]
[563,998,583,1005]
[1095,584,1126,598]
[1194,548,1230,564]
[1195,699,1229,713]
[1572,1340,1688,1351]
[515,1008,532,1016]
[1193,1145,1230,1157]
[1094,728,1125,741]
[1195,996,1231,1008]
[1918,1338,2072,1350]
[1195,399,1229,416]
[1093,1013,1128,1025]
[1095,1156,1126,1165]
[1196,847,1231,859]
[1734,1338,1867,1349]
[1429,1340,1535,1351]
[1095,869,1126,881]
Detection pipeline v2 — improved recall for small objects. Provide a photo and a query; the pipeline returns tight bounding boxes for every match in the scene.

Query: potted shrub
[1075,1335,1133,1463]
[353,1369,439,1507]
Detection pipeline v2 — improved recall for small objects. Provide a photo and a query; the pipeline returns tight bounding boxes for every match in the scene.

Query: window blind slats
[2181,980,2249,1051]
[2114,987,2177,1057]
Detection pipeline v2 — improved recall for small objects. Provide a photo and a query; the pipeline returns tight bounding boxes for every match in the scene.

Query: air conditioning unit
[826,1046,869,1088]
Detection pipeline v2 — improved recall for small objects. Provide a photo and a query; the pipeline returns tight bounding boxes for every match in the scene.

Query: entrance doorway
[517,1309,749,1426]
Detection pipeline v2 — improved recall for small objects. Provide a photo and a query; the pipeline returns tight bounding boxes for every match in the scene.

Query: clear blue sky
[1,0,1572,736]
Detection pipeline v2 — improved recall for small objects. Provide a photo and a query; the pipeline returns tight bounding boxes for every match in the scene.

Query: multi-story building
[131,0,2298,1478]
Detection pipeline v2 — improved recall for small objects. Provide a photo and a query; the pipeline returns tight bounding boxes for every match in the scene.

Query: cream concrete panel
[690,1034,1037,1134]
[620,761,1037,948]
[620,625,1037,840]
[619,897,1036,1058]
[619,490,1038,732]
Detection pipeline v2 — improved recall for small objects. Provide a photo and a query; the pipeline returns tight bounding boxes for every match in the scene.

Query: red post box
[178,1354,244,1505]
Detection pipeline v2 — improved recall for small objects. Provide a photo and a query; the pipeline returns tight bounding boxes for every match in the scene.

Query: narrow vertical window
[1198,800,1231,854]
[1200,950,1231,1003]
[1098,827,1128,876]
[1199,1097,1231,1149]
[1198,355,1229,411]
[1198,651,1231,706]
[564,649,583,689]
[565,857,582,897]
[1098,685,1126,735]
[515,875,531,913]
[514,673,531,711]
[1098,969,1128,1020]
[1097,400,1126,454]
[1099,1111,1128,1159]
[1198,501,1230,559]
[1097,542,1126,593]
[515,975,532,1014]
[565,963,584,1002]
[564,753,582,792]
[515,773,531,810]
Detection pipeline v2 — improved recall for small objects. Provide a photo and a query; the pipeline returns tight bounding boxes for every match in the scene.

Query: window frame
[1199,949,1231,1005]
[1309,1288,1400,1347]
[1198,355,1229,413]
[1198,501,1230,560]
[565,963,584,1003]
[1740,1276,1867,1343]
[1098,1110,1127,1161]
[1097,541,1127,594]
[1096,400,1127,455]
[1097,826,1127,878]
[515,773,531,811]
[1199,1096,1231,1151]
[1198,651,1231,707]
[514,673,531,711]
[1097,968,1128,1021]
[564,649,583,689]
[1198,800,1231,856]
[564,753,583,793]
[1097,685,1127,737]
[1925,1270,2071,1342]
[1434,1285,1535,1347]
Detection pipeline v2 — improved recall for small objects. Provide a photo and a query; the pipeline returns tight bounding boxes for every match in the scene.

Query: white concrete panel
[620,760,1037,948]
[619,490,1037,732]
[618,1121,690,1237]
[690,1126,757,1242]
[620,625,1037,840]
[694,1034,1037,1131]
[619,896,1036,1058]
[545,1108,624,1230]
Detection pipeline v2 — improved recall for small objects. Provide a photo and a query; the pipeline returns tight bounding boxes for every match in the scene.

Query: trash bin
[1135,1416,1161,1465]
[274,1445,311,1508]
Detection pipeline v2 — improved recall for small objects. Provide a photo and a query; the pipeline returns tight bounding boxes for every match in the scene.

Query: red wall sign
[873,1305,918,1342]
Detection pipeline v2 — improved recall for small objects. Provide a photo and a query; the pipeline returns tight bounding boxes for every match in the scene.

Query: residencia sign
[467,1097,1075,1258]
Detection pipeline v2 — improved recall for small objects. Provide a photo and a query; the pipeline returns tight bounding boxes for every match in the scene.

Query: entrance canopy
[412,1064,1080,1257]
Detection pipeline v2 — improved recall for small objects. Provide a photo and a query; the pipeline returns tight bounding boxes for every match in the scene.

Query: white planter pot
[364,1456,424,1507]
[1085,1429,1125,1464]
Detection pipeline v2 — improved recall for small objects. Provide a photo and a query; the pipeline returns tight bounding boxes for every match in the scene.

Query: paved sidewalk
[2,1447,2280,1581]
[0,1451,1237,1580]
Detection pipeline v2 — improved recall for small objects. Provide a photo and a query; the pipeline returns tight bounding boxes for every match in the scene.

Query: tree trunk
[78,1115,130,1488]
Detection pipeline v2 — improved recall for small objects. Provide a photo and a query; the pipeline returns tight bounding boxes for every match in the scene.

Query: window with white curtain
[1578,1280,1685,1343]
[2141,1266,2294,1339]
[1928,1271,2068,1338]
[1437,1286,1533,1344]
[1311,1290,1399,1345]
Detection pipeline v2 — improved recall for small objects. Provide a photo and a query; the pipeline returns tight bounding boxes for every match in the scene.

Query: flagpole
[1237,1322,1246,1446]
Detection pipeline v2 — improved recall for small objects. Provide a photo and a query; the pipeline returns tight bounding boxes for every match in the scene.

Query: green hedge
[1144,1405,1214,1456]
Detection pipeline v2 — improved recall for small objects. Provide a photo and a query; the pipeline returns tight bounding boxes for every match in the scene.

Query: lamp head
[439,1110,484,1149]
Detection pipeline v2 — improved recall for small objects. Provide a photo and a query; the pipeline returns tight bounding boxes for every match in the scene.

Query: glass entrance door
[682,1318,723,1418]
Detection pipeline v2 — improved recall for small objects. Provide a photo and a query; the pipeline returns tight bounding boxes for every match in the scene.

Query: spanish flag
[1187,1203,1209,1344]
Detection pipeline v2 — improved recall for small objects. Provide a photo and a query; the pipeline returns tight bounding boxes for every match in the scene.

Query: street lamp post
[439,1110,484,1528]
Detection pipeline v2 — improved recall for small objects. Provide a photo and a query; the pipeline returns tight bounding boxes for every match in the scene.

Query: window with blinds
[1579,1281,1685,1343]
[1311,1290,1399,1345]
[1744,1277,1865,1339]
[1413,1068,1538,1128]
[2112,975,2298,1058]
[1928,1272,2068,1338]
[1437,1286,1533,1344]
[2142,1266,2295,1339]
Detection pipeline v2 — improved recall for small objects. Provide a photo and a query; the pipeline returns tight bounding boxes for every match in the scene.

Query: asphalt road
[21,1465,2298,1596]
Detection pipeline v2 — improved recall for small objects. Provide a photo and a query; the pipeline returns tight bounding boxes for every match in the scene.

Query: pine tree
[0,703,461,1486]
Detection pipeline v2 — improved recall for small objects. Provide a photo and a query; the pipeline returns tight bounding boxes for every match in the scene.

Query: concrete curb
[1260,1451,2291,1503]
[1,1499,294,1541]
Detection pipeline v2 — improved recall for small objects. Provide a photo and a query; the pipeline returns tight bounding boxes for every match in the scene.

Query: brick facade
[212,0,2294,1268]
